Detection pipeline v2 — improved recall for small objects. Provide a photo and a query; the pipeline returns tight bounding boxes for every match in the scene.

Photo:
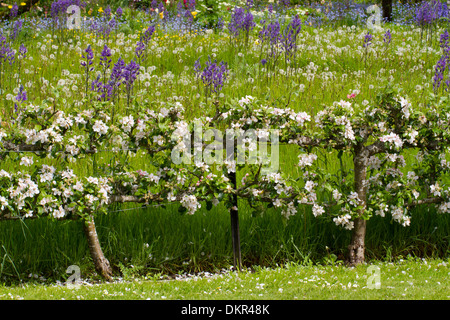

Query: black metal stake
[225,130,242,272]
[229,171,242,271]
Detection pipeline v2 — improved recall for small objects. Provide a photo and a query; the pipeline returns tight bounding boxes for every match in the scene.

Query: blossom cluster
[0,167,111,220]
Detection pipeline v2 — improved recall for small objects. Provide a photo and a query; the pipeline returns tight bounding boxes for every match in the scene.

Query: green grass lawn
[1,258,448,300]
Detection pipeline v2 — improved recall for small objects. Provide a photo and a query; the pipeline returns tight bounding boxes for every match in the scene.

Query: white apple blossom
[55,113,73,129]
[272,198,282,207]
[39,165,55,183]
[92,120,108,136]
[20,156,34,167]
[52,206,66,219]
[180,194,201,214]
[305,180,316,193]
[298,153,317,168]
[332,189,342,201]
[87,177,99,185]
[312,204,324,217]
[153,135,164,146]
[333,214,354,230]
[380,133,403,149]
[292,111,311,126]
[0,170,11,179]
[0,196,8,210]
[238,95,254,106]
[375,203,388,217]
[282,202,297,219]
[120,115,135,133]
[61,169,76,180]
[430,183,441,197]
[73,181,84,192]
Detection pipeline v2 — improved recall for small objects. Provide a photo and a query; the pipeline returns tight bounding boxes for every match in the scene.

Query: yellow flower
[20,2,26,6]
[8,5,12,9]
[191,11,197,18]
[98,7,104,13]
[159,12,164,19]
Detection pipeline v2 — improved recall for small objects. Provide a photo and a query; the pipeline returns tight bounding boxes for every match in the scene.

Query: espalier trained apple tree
[1,83,450,279]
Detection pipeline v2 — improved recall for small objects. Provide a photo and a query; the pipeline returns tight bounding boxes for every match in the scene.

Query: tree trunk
[348,144,369,265]
[83,215,113,281]
[348,218,367,265]
[381,0,393,22]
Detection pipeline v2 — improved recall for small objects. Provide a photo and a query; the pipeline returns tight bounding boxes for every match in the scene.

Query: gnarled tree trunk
[348,144,369,266]
[83,215,113,281]
[348,218,367,265]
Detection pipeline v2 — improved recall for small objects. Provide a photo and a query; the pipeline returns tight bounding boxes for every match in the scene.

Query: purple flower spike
[105,5,111,17]
[81,45,94,96]
[383,29,392,45]
[122,60,140,95]
[143,25,156,43]
[100,45,112,69]
[228,6,255,42]
[440,30,449,49]
[111,57,125,85]
[14,85,27,115]
[19,43,27,58]
[11,19,23,42]
[0,35,14,65]
[194,58,202,77]
[116,7,123,18]
[135,41,145,59]
[121,60,140,108]
[81,45,94,68]
[188,0,196,10]
[10,3,18,18]
[246,0,253,10]
[433,53,448,92]
[158,1,164,13]
[109,17,117,29]
[200,57,229,94]
[363,31,373,48]
[106,57,126,101]
[16,85,27,103]
[122,60,140,86]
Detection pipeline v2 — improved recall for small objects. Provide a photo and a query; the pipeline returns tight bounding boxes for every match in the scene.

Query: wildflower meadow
[0,0,449,302]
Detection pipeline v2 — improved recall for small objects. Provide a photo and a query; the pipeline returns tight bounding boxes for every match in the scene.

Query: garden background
[0,0,449,286]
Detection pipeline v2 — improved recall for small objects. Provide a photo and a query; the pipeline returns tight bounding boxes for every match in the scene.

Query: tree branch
[407,197,443,208]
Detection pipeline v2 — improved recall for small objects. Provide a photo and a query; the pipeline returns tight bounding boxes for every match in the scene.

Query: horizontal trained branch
[0,88,450,229]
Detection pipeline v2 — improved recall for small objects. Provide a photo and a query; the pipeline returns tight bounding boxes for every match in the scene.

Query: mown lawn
[1,258,448,300]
